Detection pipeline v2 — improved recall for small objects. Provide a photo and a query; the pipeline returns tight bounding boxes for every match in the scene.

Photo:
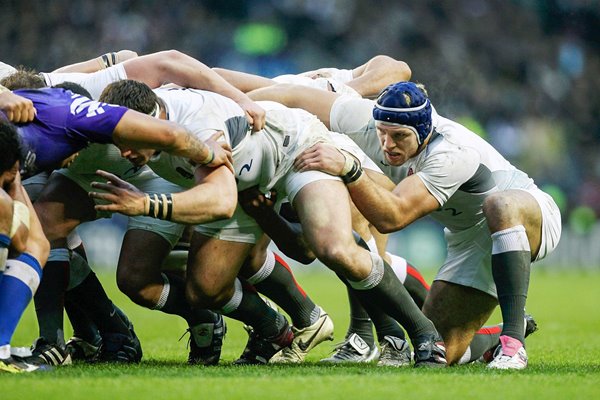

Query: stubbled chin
[385,154,404,166]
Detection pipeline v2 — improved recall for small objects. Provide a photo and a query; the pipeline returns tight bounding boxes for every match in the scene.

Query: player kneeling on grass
[294,81,561,370]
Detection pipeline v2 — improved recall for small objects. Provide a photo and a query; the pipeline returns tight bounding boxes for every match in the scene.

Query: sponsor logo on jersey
[239,159,253,176]
[408,167,414,176]
[69,94,117,118]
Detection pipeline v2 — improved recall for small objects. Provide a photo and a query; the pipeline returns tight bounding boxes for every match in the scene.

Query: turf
[2,268,599,399]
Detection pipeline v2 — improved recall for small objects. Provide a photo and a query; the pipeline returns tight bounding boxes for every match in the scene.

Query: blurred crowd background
[2,0,599,268]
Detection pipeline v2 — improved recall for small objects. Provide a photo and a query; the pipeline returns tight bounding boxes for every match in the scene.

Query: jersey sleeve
[66,95,129,143]
[330,96,374,135]
[42,64,128,100]
[416,145,480,207]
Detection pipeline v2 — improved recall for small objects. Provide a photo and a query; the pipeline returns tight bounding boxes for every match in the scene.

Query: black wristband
[156,195,164,219]
[341,160,363,184]
[165,194,173,221]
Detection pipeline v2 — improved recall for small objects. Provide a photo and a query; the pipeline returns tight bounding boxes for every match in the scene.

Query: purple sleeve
[66,95,129,143]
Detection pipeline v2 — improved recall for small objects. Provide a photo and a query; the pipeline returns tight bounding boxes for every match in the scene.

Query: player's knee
[483,193,520,229]
[185,279,230,310]
[312,241,358,275]
[116,273,150,305]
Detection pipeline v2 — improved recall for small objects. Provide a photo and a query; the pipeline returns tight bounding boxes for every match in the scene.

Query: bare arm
[123,50,266,131]
[248,83,340,129]
[90,164,237,225]
[348,55,412,98]
[213,68,277,93]
[346,172,439,233]
[161,165,237,224]
[293,141,435,232]
[52,50,139,73]
[112,110,233,171]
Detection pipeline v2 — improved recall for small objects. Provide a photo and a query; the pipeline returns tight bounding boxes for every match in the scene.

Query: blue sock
[0,233,10,285]
[0,253,43,346]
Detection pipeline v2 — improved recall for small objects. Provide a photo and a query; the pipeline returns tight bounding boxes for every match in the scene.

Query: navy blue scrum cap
[373,81,432,144]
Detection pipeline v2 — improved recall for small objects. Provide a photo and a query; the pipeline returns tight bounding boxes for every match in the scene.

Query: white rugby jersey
[0,61,16,80]
[148,88,339,194]
[330,96,537,232]
[147,87,250,188]
[41,64,128,100]
[274,68,360,98]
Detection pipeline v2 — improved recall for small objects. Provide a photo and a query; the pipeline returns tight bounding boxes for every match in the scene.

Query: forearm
[145,167,236,225]
[213,68,276,93]
[125,50,251,103]
[53,50,138,73]
[167,183,234,224]
[248,83,338,128]
[345,173,408,233]
[113,111,213,165]
[165,126,213,166]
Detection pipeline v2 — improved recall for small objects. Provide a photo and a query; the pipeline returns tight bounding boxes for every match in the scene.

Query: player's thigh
[484,189,542,257]
[34,173,96,243]
[187,231,253,297]
[293,178,372,278]
[423,280,497,363]
[292,178,355,252]
[116,228,174,287]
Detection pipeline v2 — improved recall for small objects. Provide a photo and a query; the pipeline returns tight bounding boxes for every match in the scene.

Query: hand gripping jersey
[10,88,128,176]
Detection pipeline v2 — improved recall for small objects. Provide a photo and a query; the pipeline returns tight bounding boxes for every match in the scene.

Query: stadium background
[2,0,599,270]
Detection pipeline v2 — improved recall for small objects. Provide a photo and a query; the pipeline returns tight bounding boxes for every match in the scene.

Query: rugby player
[0,49,265,365]
[0,122,49,373]
[0,84,231,364]
[216,59,439,365]
[92,80,447,367]
[288,81,561,369]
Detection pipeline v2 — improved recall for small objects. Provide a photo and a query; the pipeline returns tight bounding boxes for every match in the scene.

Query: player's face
[0,161,19,190]
[118,147,156,167]
[376,123,419,166]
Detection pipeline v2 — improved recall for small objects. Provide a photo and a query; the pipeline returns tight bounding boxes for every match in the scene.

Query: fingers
[246,110,266,132]
[219,141,232,152]
[93,203,121,212]
[95,169,125,186]
[210,131,225,141]
[0,94,36,123]
[88,190,117,203]
[89,181,118,193]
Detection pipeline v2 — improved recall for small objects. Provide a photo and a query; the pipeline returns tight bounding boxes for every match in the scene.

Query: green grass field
[2,268,599,399]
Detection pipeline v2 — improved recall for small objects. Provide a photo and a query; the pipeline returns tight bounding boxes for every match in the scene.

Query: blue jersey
[11,88,128,175]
